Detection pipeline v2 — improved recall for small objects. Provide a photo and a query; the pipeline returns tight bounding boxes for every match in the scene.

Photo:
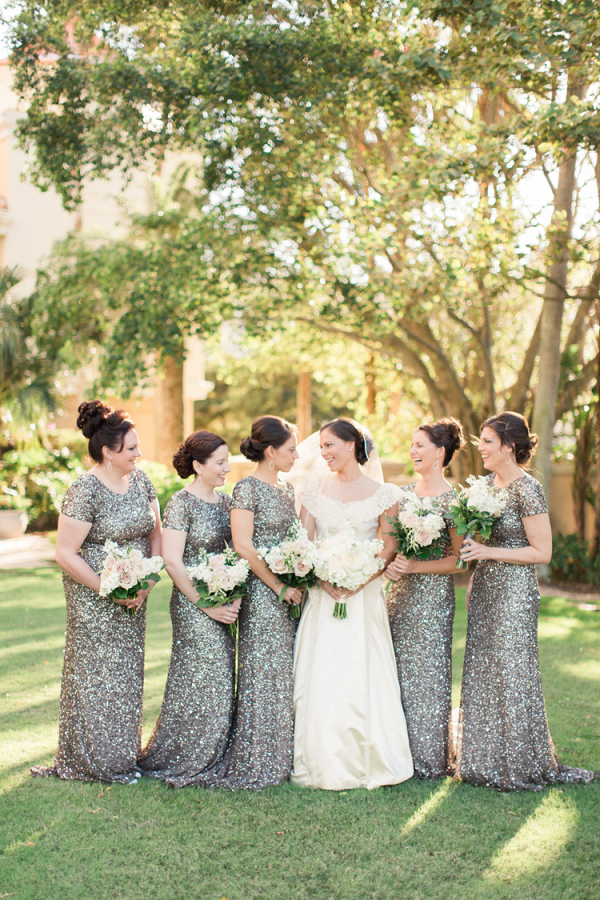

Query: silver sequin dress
[138,490,235,786]
[32,469,157,783]
[456,473,596,791]
[387,485,456,778]
[197,476,298,790]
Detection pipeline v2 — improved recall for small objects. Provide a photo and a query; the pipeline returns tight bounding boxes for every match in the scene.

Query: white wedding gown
[291,479,414,790]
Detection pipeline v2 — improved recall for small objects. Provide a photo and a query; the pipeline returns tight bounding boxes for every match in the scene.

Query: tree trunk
[593,316,600,560]
[296,371,312,442]
[365,354,377,416]
[532,77,586,512]
[155,356,184,466]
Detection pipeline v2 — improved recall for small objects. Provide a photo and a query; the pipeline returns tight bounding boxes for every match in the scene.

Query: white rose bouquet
[449,475,508,569]
[257,520,318,619]
[99,540,164,616]
[185,545,250,638]
[312,520,384,620]
[387,493,449,561]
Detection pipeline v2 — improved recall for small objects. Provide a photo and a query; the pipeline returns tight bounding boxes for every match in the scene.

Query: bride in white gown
[286,419,413,791]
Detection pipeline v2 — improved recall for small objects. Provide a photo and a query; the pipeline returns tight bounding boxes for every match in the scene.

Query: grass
[0,569,599,900]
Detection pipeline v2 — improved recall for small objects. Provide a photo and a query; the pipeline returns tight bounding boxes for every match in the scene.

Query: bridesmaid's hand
[203,598,242,624]
[133,579,157,610]
[276,583,303,607]
[459,537,486,563]
[387,554,416,578]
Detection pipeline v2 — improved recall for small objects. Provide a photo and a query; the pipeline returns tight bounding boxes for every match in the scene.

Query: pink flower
[119,571,136,589]
[294,559,312,577]
[115,560,129,574]
[399,511,420,528]
[133,561,147,579]
[129,548,143,561]
[103,555,116,570]
[209,555,226,569]
[415,529,434,546]
[271,557,287,573]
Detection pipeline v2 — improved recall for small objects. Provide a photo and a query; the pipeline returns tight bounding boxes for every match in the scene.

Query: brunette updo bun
[76,400,135,464]
[172,431,227,479]
[418,417,466,467]
[320,418,374,466]
[481,412,538,466]
[239,416,297,462]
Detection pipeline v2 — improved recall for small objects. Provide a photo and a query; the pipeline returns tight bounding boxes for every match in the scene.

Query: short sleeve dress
[138,490,235,786]
[33,469,157,783]
[455,473,596,790]
[387,485,456,778]
[197,476,298,790]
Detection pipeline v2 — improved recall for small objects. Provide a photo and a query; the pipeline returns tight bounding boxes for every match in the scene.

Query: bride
[286,418,413,791]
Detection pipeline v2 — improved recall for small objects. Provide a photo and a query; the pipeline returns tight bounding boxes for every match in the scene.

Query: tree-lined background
[0,0,599,579]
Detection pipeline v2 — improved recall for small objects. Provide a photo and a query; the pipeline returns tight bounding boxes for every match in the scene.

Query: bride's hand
[319,580,339,600]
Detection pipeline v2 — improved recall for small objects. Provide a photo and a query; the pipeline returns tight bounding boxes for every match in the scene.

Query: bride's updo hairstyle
[481,411,538,467]
[320,418,374,466]
[418,417,466,467]
[172,431,227,479]
[240,416,297,462]
[76,400,135,464]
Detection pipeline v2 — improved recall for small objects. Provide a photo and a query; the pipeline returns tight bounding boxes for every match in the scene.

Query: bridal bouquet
[185,546,250,637]
[99,540,164,616]
[257,520,318,619]
[387,493,449,561]
[449,475,508,569]
[312,521,384,620]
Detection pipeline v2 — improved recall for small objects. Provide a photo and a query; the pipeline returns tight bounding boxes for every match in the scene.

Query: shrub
[138,461,182,513]
[0,447,86,530]
[550,533,600,588]
[0,487,32,511]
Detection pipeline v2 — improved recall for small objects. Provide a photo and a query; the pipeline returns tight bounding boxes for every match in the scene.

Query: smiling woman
[31,400,162,785]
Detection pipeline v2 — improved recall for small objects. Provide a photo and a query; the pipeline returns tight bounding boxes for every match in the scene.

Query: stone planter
[0,509,29,540]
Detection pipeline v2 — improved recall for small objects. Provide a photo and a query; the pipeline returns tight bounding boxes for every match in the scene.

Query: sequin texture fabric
[456,473,596,791]
[32,469,157,783]
[138,490,235,786]
[387,485,456,778]
[197,476,298,790]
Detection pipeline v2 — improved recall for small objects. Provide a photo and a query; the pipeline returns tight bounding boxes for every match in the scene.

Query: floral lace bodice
[301,479,397,542]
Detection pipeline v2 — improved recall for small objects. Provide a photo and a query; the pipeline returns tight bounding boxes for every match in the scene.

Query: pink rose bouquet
[387,493,449,562]
[257,520,318,619]
[99,540,164,616]
[185,545,250,638]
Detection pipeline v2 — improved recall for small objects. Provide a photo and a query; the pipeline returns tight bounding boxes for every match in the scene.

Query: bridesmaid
[386,418,465,778]
[138,431,240,786]
[32,400,161,784]
[198,415,302,790]
[457,412,596,790]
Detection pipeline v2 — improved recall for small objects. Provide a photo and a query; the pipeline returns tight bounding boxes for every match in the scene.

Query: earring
[505,454,512,465]
[107,460,112,472]
[196,472,203,485]
[269,459,275,471]
[433,459,440,470]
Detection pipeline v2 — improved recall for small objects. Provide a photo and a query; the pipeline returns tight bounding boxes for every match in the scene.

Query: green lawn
[1,569,599,900]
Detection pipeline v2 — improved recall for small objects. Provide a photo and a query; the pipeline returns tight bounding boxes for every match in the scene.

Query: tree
[8,0,599,485]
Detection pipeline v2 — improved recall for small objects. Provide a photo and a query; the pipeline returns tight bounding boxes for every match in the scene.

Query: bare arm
[162,528,240,624]
[387,528,464,579]
[231,508,303,606]
[300,505,316,540]
[459,513,552,565]
[55,514,101,592]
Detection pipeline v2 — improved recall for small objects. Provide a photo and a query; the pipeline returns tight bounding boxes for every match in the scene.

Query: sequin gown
[32,469,157,783]
[292,481,413,790]
[138,490,235,787]
[387,485,456,778]
[456,473,596,791]
[197,476,298,790]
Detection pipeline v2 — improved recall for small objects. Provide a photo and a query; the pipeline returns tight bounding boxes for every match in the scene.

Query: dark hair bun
[76,400,112,439]
[239,417,296,463]
[76,399,135,464]
[418,417,466,467]
[320,418,374,465]
[172,431,227,479]
[482,412,538,467]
